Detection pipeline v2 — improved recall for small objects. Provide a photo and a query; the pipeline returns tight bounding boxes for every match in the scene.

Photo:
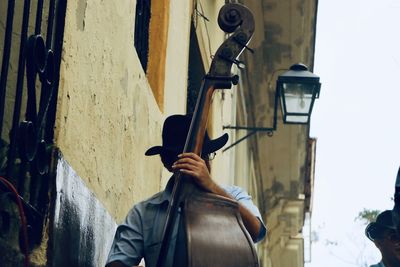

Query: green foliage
[355,208,381,225]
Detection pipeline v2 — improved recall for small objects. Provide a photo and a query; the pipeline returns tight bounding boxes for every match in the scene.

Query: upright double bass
[156,3,257,267]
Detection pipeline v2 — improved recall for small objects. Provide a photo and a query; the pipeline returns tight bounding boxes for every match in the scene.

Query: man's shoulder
[222,184,243,194]
[370,261,385,267]
[134,190,165,207]
[222,185,250,200]
[126,190,165,219]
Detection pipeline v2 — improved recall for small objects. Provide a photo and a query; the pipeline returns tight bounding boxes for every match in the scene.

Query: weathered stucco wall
[163,1,190,115]
[55,0,164,221]
[54,0,228,222]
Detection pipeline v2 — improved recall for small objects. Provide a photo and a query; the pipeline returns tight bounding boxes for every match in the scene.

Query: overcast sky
[306,0,400,266]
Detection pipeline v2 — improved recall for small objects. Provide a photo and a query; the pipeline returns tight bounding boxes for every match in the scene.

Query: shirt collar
[148,176,175,205]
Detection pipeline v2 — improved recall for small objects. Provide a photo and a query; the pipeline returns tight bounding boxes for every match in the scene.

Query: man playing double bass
[105,114,266,267]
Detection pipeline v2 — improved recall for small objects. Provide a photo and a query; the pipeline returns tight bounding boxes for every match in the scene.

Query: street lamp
[222,63,321,151]
[277,63,321,124]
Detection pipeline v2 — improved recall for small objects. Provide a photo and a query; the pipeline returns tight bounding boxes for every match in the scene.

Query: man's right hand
[172,152,216,192]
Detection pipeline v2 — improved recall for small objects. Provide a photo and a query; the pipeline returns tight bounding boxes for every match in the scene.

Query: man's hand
[171,152,263,242]
[171,152,216,192]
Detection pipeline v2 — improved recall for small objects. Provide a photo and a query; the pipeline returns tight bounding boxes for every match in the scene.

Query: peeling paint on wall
[50,154,116,267]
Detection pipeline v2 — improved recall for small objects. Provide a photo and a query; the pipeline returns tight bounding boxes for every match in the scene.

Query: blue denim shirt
[106,179,266,267]
[370,261,386,267]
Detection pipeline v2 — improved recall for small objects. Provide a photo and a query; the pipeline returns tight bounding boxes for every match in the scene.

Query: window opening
[134,0,151,72]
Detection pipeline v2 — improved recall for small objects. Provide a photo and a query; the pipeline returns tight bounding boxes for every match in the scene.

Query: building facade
[0,0,318,266]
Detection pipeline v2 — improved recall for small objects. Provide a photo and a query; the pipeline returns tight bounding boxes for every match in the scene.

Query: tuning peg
[218,54,246,69]
[234,59,246,69]
[230,75,239,85]
[234,34,254,53]
[241,44,254,54]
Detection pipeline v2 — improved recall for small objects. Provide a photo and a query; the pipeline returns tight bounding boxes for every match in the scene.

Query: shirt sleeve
[106,205,144,266]
[224,185,267,242]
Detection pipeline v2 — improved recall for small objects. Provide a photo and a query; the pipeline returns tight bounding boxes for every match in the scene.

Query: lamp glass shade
[280,82,319,124]
[276,63,321,124]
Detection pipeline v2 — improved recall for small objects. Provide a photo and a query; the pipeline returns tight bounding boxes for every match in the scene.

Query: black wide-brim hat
[145,114,228,156]
[365,210,397,241]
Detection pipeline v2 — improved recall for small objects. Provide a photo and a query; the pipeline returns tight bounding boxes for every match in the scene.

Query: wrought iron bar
[0,0,16,137]
[45,0,66,143]
[46,0,56,48]
[7,0,32,180]
[35,0,44,35]
[0,0,67,251]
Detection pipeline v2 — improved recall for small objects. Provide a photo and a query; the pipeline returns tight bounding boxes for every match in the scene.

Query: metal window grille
[0,0,66,251]
[134,0,151,72]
